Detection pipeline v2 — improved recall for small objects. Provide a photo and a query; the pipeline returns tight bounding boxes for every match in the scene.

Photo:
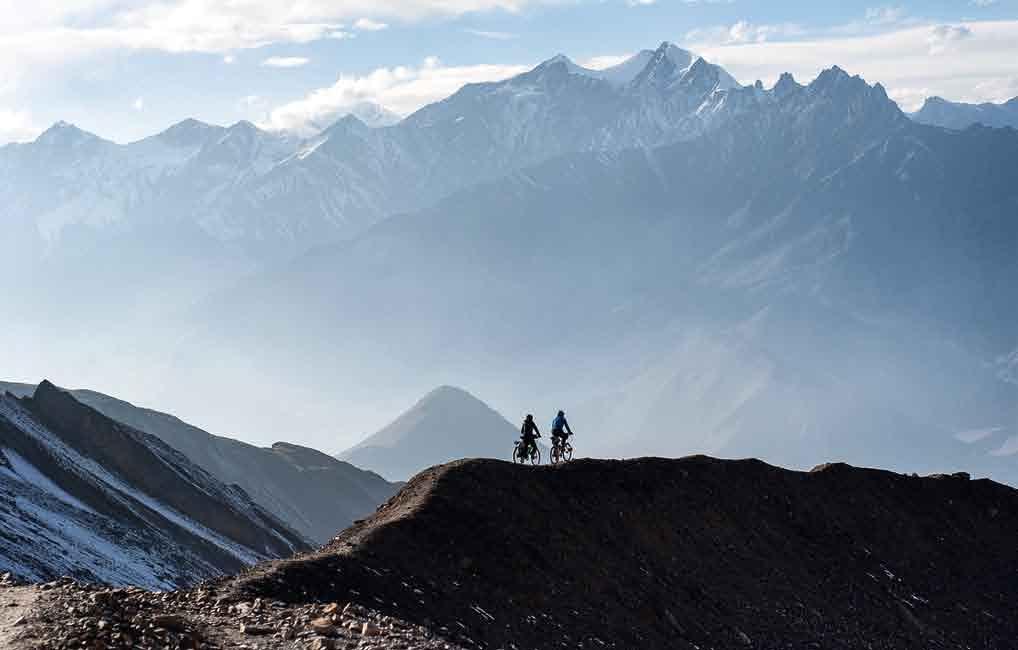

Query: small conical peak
[773,71,802,97]
[329,113,368,130]
[155,118,221,145]
[420,385,476,404]
[228,119,260,133]
[812,65,855,90]
[535,53,580,72]
[1004,96,1018,107]
[35,379,60,395]
[35,121,100,146]
[31,380,76,409]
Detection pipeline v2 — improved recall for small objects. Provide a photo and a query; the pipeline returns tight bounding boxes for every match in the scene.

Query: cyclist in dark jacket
[520,414,541,457]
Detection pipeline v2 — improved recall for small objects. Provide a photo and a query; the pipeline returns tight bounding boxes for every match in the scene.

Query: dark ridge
[226,456,1018,649]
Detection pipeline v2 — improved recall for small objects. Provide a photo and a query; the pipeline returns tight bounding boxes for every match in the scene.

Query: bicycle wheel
[513,444,523,464]
[550,445,560,465]
[530,446,542,465]
[564,443,573,462]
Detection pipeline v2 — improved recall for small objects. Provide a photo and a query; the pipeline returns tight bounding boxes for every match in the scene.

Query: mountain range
[911,95,1018,130]
[1,382,400,545]
[2,42,1015,486]
[0,382,307,588]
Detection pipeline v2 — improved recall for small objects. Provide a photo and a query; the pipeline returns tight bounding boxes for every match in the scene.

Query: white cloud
[0,1,557,54]
[865,6,907,25]
[692,20,1018,110]
[686,21,806,45]
[927,24,972,54]
[990,435,1018,457]
[465,29,518,40]
[223,54,235,64]
[0,0,559,94]
[581,54,634,70]
[133,97,144,111]
[0,108,38,143]
[262,57,311,68]
[954,427,1001,443]
[262,56,528,135]
[355,18,389,32]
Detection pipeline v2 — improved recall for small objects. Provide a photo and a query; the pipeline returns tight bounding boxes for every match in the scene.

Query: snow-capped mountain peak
[34,121,106,148]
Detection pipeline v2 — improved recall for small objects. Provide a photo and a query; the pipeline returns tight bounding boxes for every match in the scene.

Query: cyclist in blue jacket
[551,410,573,450]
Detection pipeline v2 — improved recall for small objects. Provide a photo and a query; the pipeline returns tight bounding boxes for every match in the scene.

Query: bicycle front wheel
[531,447,542,466]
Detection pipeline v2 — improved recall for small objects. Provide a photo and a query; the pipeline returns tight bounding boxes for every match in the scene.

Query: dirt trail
[0,586,40,649]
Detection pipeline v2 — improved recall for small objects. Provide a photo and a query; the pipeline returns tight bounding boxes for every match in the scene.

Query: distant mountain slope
[1,382,399,544]
[0,43,739,266]
[911,95,1018,130]
[228,457,1018,649]
[188,67,1018,486]
[0,382,307,588]
[339,387,519,480]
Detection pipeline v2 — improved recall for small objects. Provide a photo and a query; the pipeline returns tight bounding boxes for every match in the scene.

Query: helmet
[557,410,565,417]
[525,414,534,421]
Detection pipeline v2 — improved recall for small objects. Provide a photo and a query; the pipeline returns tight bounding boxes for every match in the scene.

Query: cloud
[223,54,236,64]
[692,20,1018,110]
[581,54,635,70]
[927,24,972,54]
[262,57,311,68]
[686,21,806,46]
[464,29,518,40]
[0,108,38,143]
[355,18,389,32]
[954,427,1001,443]
[865,6,907,25]
[262,56,528,135]
[990,435,1018,457]
[133,97,144,111]
[0,0,559,93]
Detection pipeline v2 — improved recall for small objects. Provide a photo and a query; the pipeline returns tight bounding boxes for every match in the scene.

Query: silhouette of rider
[551,410,573,450]
[520,414,541,457]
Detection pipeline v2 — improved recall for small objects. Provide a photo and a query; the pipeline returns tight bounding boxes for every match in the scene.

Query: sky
[1,1,1017,144]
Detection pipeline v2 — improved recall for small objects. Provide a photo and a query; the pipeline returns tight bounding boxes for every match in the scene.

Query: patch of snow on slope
[0,448,95,513]
[0,395,264,565]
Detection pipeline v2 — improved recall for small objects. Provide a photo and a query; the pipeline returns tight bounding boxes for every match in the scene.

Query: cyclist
[520,414,541,459]
[551,410,573,452]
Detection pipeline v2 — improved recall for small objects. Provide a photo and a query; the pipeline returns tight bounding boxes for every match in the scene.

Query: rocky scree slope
[0,382,307,588]
[224,457,1018,650]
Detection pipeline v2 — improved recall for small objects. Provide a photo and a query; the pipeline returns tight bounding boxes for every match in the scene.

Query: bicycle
[513,439,542,465]
[550,436,573,465]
